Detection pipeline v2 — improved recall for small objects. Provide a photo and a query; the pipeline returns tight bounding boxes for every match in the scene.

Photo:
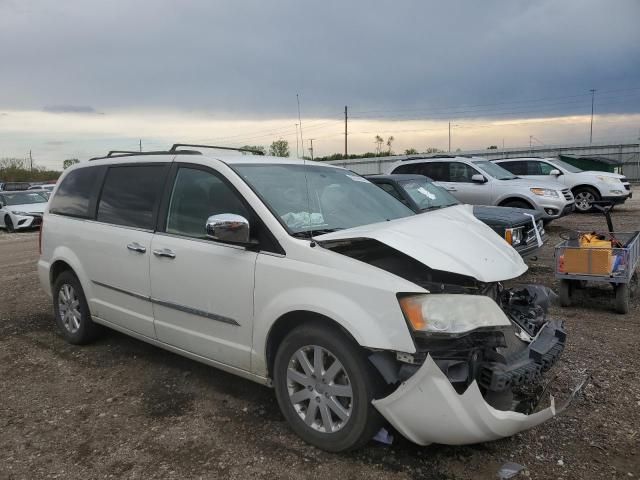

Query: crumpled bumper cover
[372,355,557,446]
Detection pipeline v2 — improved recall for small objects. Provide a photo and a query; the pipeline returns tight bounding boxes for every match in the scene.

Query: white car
[493,157,631,212]
[388,156,575,222]
[38,145,567,451]
[0,190,48,232]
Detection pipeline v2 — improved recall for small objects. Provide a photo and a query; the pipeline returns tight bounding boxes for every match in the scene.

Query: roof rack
[401,154,458,161]
[88,143,264,162]
[88,150,200,161]
[169,144,265,156]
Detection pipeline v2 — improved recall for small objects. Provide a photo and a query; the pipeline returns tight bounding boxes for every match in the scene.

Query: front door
[150,165,257,371]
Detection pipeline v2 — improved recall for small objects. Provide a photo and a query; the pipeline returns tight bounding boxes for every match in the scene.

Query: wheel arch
[50,259,75,285]
[571,184,601,197]
[265,311,360,380]
[498,197,535,209]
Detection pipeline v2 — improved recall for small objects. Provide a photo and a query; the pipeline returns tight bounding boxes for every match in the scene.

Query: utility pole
[297,94,304,160]
[344,105,348,158]
[529,135,533,150]
[590,89,596,144]
[139,139,142,152]
[448,122,451,152]
[29,150,33,172]
[309,139,314,161]
[295,124,300,158]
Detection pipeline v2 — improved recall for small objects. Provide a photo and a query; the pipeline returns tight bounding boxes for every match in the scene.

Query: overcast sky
[1,0,639,167]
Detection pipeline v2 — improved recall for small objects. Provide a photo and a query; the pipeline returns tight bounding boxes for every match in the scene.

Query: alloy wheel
[286,345,353,433]
[574,191,595,211]
[58,283,81,333]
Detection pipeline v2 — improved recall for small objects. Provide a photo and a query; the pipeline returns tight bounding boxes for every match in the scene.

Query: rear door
[149,164,258,370]
[89,163,170,338]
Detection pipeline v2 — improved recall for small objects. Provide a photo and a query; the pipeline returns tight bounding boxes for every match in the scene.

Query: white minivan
[38,145,567,451]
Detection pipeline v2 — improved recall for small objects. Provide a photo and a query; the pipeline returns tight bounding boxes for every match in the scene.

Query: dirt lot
[1,194,639,480]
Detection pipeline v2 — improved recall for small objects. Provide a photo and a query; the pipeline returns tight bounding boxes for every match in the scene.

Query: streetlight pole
[590,89,596,144]
[448,122,451,152]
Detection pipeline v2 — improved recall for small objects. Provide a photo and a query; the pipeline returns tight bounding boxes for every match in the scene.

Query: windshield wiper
[291,228,343,238]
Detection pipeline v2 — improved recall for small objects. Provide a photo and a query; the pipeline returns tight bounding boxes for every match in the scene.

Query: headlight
[398,294,511,336]
[505,226,524,246]
[530,188,559,198]
[596,176,620,185]
[11,211,31,216]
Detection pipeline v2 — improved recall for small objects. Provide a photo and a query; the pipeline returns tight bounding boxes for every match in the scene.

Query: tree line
[0,158,62,183]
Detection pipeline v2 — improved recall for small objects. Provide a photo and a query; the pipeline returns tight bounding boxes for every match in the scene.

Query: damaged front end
[318,237,568,445]
[368,286,567,445]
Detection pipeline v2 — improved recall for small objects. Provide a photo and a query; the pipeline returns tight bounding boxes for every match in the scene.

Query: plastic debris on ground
[373,427,394,445]
[497,462,526,479]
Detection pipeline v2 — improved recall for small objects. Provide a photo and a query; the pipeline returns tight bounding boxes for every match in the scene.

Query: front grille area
[524,220,545,245]
[561,189,573,201]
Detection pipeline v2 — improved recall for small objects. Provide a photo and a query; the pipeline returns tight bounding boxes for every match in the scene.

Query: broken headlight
[398,294,511,336]
[504,226,524,246]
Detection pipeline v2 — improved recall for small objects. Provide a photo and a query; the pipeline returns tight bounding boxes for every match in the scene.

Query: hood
[473,205,542,227]
[581,171,625,180]
[8,202,46,214]
[315,204,527,283]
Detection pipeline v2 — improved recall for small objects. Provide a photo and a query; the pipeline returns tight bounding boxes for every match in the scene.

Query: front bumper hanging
[373,355,558,446]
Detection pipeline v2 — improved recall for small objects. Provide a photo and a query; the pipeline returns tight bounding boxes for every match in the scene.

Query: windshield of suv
[234,164,414,235]
[472,160,518,180]
[398,178,459,211]
[1,191,48,206]
[551,159,583,173]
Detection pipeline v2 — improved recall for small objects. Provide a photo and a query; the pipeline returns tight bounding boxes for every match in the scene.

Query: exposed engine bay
[321,238,566,414]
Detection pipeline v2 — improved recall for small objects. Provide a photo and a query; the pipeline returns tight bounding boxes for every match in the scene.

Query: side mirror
[471,174,486,183]
[549,169,561,176]
[206,214,251,245]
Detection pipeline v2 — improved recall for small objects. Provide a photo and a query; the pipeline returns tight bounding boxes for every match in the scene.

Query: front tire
[573,187,600,212]
[52,271,103,344]
[5,215,14,233]
[273,323,383,452]
[502,199,533,210]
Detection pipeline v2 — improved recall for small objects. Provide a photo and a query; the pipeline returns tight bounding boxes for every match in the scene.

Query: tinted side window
[97,165,168,229]
[499,161,526,175]
[166,167,250,239]
[420,162,449,181]
[392,163,421,175]
[49,167,103,218]
[447,162,478,182]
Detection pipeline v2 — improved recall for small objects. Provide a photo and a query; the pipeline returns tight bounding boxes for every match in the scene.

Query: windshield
[398,179,459,211]
[233,164,414,235]
[1,191,48,206]
[551,159,583,173]
[472,160,518,180]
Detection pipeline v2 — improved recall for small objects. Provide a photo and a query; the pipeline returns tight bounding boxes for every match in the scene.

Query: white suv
[388,156,575,222]
[39,145,567,451]
[494,157,631,212]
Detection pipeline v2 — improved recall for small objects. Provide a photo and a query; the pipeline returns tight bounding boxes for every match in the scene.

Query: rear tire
[273,323,384,452]
[615,284,630,314]
[573,187,600,213]
[52,271,103,344]
[559,280,572,307]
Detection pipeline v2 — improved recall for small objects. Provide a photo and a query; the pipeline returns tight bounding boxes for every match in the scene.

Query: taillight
[39,219,43,255]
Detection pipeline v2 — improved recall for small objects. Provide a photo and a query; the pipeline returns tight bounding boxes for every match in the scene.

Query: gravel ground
[1,193,639,480]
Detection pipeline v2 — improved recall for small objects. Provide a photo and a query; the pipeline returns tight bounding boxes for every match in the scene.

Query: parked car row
[38,145,568,452]
[0,190,49,232]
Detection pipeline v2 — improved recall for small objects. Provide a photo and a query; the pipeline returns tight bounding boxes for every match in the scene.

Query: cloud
[0,0,637,119]
[42,105,99,114]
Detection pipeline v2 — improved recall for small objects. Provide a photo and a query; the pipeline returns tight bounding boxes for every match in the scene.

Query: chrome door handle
[445,187,457,191]
[153,248,176,259]
[127,242,146,253]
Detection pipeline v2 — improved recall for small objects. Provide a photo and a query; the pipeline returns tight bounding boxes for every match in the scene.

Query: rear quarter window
[49,166,103,218]
[97,165,168,230]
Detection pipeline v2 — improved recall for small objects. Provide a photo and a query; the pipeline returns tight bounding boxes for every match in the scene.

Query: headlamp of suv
[596,175,620,185]
[530,188,559,198]
[505,226,524,246]
[398,294,510,336]
[11,210,32,216]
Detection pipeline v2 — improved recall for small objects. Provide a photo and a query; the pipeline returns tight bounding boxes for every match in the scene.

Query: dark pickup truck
[368,174,546,258]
